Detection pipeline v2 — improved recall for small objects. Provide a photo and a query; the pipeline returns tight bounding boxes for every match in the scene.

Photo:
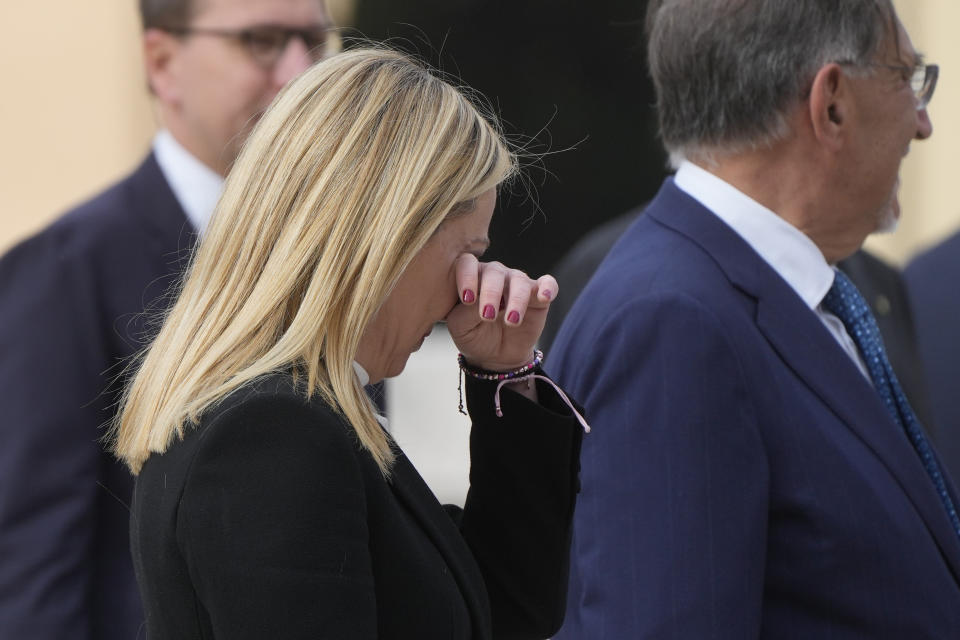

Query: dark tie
[822,269,960,540]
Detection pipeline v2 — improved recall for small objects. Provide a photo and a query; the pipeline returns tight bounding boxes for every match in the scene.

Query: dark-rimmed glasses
[162,24,340,68]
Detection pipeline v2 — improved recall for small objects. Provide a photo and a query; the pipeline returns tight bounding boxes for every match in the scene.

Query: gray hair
[646,0,898,166]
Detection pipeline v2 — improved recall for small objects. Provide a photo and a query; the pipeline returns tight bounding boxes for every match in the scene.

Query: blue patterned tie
[822,269,960,540]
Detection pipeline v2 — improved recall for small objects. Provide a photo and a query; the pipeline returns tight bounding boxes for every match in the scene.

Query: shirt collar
[352,361,371,386]
[674,160,835,310]
[352,361,389,429]
[152,130,224,236]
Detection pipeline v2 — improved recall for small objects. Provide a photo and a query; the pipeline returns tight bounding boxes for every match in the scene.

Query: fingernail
[542,289,554,301]
[507,310,520,324]
[462,289,475,304]
[482,304,496,320]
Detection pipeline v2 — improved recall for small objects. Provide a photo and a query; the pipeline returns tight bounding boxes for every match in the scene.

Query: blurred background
[3,1,956,268]
[1,1,956,503]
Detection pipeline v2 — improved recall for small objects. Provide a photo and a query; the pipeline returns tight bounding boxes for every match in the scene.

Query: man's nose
[916,105,933,140]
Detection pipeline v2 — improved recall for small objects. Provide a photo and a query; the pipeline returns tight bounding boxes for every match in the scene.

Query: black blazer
[131,372,583,639]
[0,154,193,639]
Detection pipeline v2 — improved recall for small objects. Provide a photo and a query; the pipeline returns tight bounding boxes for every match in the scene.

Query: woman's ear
[808,63,848,152]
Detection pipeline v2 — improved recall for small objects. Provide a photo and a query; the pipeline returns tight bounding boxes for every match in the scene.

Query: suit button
[873,294,891,316]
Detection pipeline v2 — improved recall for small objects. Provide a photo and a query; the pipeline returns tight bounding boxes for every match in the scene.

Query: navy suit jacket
[541,210,934,436]
[905,230,960,484]
[550,179,960,638]
[0,154,193,639]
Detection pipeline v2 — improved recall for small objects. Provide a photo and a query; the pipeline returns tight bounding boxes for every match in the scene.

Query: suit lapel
[388,450,493,640]
[649,179,960,583]
[755,287,960,582]
[128,152,197,280]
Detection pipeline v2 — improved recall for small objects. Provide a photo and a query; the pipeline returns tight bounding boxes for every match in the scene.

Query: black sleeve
[459,374,584,640]
[177,395,378,639]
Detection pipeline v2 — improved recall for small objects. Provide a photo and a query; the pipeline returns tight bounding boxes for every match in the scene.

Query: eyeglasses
[842,61,939,110]
[871,62,939,110]
[162,24,340,68]
[898,63,937,109]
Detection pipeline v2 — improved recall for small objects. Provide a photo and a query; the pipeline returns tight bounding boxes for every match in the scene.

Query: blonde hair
[113,48,516,475]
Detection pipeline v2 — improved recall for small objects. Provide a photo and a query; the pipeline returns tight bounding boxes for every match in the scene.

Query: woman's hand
[445,254,558,371]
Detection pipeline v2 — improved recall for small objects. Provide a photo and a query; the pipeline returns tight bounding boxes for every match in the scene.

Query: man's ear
[143,28,181,105]
[808,63,849,152]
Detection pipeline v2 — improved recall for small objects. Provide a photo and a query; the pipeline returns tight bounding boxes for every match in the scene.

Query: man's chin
[874,199,900,235]
[875,215,900,235]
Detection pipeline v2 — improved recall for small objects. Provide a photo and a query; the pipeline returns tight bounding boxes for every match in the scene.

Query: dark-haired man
[0,1,333,636]
[551,1,959,637]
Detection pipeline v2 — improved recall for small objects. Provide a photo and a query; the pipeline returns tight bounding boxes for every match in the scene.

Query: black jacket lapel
[388,451,493,639]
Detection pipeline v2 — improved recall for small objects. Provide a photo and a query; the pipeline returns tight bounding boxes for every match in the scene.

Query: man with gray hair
[550,1,959,637]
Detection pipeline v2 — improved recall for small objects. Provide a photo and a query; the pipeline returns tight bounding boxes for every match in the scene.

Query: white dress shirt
[152,130,224,235]
[353,361,390,429]
[674,161,870,379]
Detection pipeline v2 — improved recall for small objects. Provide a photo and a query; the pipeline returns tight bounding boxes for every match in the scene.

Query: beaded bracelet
[458,349,544,381]
[458,350,543,415]
[456,350,591,433]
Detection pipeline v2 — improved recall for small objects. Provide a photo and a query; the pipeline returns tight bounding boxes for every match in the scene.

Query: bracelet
[494,374,591,432]
[457,349,544,381]
[455,349,591,433]
[457,350,543,415]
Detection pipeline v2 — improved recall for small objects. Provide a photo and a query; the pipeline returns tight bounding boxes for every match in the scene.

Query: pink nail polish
[482,304,496,320]
[507,310,520,324]
[543,289,554,301]
[462,289,475,303]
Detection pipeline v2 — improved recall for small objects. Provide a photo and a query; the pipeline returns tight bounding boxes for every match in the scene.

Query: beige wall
[865,0,960,264]
[2,2,958,263]
[0,0,355,255]
[0,3,154,253]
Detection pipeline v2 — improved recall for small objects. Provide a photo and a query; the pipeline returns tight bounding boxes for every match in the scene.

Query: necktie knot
[822,269,872,329]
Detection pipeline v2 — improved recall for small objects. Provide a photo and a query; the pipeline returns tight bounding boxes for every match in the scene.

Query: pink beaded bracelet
[457,350,543,415]
[456,349,591,433]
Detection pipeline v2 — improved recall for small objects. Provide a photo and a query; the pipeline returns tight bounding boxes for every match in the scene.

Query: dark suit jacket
[131,372,582,639]
[549,179,960,638]
[0,154,194,639]
[540,210,935,429]
[906,229,960,483]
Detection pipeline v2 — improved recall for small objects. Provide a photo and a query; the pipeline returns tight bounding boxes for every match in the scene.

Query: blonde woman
[113,48,587,639]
